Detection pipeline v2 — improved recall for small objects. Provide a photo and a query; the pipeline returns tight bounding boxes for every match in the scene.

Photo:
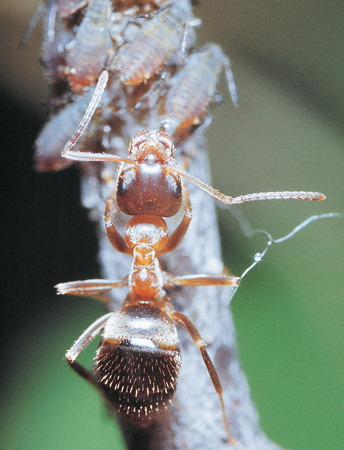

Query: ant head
[129,130,175,164]
[117,131,182,217]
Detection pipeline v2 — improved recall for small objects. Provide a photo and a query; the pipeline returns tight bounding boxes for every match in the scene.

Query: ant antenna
[168,166,325,203]
[62,70,109,154]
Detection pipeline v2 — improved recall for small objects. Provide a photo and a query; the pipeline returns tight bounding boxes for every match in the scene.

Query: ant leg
[104,196,132,255]
[164,273,240,288]
[66,312,112,386]
[157,183,192,256]
[171,311,240,447]
[66,312,112,361]
[56,277,128,297]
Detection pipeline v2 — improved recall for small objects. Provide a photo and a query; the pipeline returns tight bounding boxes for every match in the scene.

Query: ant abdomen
[95,304,181,425]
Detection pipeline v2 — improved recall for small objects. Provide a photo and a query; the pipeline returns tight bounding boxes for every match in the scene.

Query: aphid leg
[171,311,241,448]
[56,278,128,297]
[169,115,213,151]
[180,16,201,61]
[157,183,192,256]
[46,0,58,44]
[65,312,113,385]
[222,53,238,106]
[20,2,46,48]
[134,76,167,110]
[104,196,132,255]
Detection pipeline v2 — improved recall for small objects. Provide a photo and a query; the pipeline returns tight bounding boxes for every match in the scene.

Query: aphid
[115,3,193,85]
[35,89,97,171]
[161,43,238,141]
[57,0,89,18]
[65,0,113,93]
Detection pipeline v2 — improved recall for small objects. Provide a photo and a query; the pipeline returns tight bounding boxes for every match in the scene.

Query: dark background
[1,1,343,449]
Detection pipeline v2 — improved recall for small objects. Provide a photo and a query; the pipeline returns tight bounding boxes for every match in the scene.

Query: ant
[57,128,242,444]
[56,71,325,445]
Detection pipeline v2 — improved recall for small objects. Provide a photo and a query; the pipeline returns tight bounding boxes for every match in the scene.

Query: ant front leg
[65,313,112,387]
[104,196,132,255]
[157,183,192,256]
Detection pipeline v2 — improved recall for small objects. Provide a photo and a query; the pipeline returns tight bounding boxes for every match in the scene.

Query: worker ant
[57,127,242,444]
[55,70,325,446]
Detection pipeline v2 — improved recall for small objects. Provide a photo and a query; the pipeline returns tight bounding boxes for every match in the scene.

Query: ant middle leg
[56,278,128,297]
[163,273,240,288]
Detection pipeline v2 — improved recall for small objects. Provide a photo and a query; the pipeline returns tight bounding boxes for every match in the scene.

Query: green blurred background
[1,1,343,449]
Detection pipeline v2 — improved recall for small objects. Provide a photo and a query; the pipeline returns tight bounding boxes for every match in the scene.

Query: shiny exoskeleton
[57,130,241,433]
[58,126,324,436]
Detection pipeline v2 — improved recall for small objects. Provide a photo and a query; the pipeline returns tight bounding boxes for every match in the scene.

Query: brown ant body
[57,129,241,440]
[56,76,324,442]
